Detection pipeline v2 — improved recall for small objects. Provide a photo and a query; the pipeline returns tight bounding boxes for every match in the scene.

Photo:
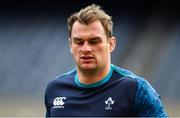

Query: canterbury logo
[53,97,66,109]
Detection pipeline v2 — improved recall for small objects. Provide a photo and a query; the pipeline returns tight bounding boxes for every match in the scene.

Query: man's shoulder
[54,68,77,80]
[46,68,77,89]
[111,64,149,87]
[112,64,158,94]
[112,64,143,79]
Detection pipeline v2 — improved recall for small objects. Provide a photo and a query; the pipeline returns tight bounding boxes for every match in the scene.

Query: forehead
[71,20,106,38]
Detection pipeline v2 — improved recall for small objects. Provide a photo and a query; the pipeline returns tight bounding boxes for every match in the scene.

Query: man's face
[70,20,115,72]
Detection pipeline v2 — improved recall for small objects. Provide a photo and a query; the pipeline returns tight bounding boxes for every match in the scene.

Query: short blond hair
[67,4,113,38]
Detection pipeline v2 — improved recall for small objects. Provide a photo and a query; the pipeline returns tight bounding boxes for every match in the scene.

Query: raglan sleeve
[133,77,168,117]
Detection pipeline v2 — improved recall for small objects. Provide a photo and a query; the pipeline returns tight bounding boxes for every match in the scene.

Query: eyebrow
[89,37,102,41]
[72,37,82,41]
[72,36,102,41]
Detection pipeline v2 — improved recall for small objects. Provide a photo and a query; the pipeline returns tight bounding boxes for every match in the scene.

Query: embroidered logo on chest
[105,97,115,110]
[53,97,66,109]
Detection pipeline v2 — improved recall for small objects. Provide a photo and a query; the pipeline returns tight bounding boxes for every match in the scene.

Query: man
[45,4,168,117]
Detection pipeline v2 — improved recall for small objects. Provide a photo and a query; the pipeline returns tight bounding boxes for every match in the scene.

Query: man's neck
[77,64,111,85]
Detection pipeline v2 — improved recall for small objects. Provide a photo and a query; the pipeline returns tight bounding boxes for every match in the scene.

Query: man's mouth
[80,56,95,62]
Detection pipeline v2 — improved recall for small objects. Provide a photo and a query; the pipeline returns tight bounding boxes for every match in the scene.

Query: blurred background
[0,0,179,116]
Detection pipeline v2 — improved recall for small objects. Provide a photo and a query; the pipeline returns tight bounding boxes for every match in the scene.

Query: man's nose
[80,41,92,52]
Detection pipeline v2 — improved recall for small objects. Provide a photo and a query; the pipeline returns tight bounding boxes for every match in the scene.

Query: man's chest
[49,86,134,117]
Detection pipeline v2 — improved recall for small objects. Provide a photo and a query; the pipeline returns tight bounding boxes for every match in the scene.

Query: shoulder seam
[54,68,76,79]
[111,64,138,79]
[47,68,76,85]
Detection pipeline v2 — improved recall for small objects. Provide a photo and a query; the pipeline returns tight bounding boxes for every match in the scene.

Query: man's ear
[69,38,73,53]
[109,36,116,52]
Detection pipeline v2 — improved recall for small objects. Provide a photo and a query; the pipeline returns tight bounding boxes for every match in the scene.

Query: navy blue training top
[44,64,168,117]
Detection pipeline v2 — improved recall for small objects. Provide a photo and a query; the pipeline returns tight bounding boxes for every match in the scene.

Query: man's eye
[89,40,101,44]
[73,40,84,45]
